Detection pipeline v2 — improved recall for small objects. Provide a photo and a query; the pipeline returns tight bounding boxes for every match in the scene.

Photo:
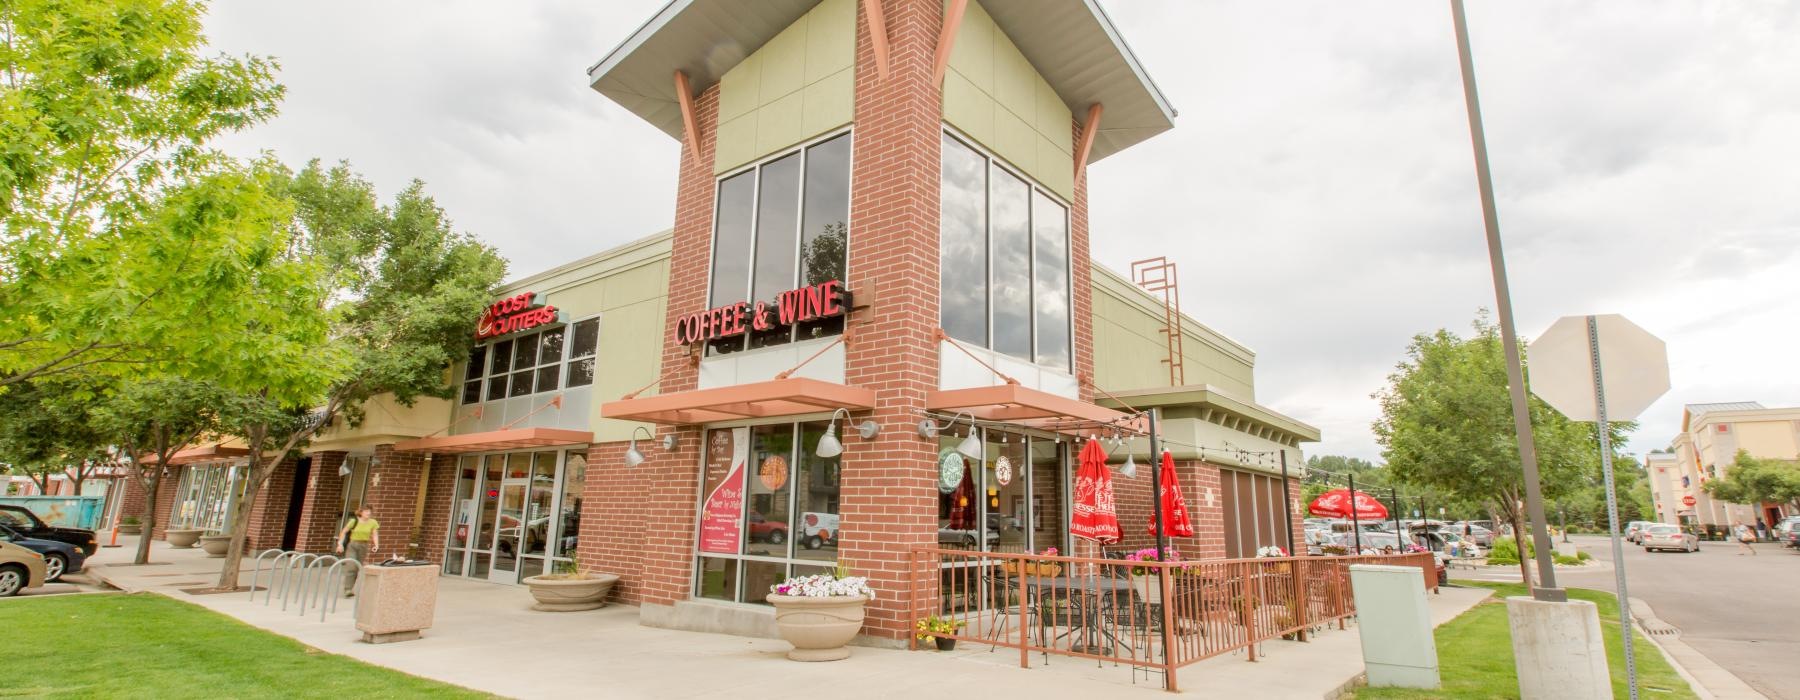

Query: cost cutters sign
[476,291,560,340]
[675,279,847,346]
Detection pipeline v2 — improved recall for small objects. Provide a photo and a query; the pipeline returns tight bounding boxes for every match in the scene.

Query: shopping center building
[123,0,1320,644]
[1654,402,1800,530]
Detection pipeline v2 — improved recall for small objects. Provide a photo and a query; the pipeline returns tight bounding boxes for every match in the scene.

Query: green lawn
[1355,583,1696,699]
[0,593,492,699]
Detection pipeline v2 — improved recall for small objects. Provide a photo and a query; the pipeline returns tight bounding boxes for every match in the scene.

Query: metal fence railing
[908,547,1437,692]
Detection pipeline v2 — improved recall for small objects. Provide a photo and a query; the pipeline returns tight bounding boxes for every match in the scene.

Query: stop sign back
[1527,314,1670,422]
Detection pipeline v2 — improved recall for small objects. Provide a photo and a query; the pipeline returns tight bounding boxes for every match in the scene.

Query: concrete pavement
[83,537,1493,699]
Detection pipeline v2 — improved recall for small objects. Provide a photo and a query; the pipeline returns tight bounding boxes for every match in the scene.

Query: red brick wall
[244,457,297,551]
[150,466,181,539]
[578,441,651,602]
[1070,119,1095,403]
[1106,458,1228,561]
[413,453,459,566]
[364,445,426,558]
[294,451,347,552]
[120,474,147,528]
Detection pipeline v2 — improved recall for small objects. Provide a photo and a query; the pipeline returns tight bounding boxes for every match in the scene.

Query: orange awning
[927,384,1137,432]
[394,427,592,454]
[149,444,251,466]
[601,377,877,425]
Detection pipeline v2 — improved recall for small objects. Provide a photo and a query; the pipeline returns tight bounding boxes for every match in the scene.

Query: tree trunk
[216,472,264,591]
[134,475,159,565]
[1510,509,1534,595]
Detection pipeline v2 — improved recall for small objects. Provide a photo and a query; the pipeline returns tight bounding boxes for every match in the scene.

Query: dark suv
[0,505,98,556]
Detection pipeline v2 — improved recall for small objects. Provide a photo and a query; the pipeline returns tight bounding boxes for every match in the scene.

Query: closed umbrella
[1071,438,1121,544]
[1307,488,1389,520]
[1147,450,1194,537]
[947,468,976,531]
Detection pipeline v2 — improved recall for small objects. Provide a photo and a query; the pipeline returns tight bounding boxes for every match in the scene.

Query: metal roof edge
[586,0,691,84]
[1081,0,1177,121]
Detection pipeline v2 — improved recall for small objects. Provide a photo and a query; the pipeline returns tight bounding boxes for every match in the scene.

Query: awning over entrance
[600,377,877,425]
[150,444,251,466]
[927,384,1135,432]
[393,427,593,455]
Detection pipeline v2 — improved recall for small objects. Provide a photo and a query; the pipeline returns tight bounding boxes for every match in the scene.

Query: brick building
[120,0,1318,647]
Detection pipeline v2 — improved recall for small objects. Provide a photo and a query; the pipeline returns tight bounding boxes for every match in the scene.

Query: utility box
[1349,564,1440,689]
[354,562,438,644]
[1505,596,1610,700]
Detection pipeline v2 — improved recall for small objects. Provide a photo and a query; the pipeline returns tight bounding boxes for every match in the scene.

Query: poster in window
[700,427,749,554]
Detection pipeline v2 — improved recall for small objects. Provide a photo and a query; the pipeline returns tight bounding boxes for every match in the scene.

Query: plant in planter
[522,559,620,611]
[198,531,233,557]
[765,563,876,662]
[1000,546,1062,578]
[1121,547,1181,604]
[915,615,965,651]
[118,516,143,535]
[164,528,203,549]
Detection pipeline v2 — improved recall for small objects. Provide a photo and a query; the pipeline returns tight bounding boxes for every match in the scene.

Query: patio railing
[907,547,1438,692]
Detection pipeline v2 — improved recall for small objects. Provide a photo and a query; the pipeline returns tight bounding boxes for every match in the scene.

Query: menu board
[699,427,748,554]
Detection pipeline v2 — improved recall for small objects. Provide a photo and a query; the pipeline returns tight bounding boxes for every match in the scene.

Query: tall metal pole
[1449,0,1563,601]
[1349,473,1362,553]
[1588,316,1639,699]
[1279,450,1295,554]
[1149,408,1167,561]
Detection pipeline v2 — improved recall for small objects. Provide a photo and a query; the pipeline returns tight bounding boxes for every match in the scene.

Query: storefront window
[707,132,852,355]
[695,422,840,604]
[938,130,1073,370]
[934,425,1068,556]
[338,455,372,526]
[461,319,599,404]
[442,449,589,583]
[172,463,245,533]
[556,450,585,566]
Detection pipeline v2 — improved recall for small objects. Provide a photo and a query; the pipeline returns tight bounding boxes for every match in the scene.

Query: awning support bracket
[862,0,890,82]
[936,328,1019,385]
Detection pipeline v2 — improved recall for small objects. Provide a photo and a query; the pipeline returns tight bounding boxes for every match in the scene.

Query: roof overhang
[394,428,593,455]
[927,384,1135,432]
[155,444,251,466]
[600,377,877,425]
[1097,384,1322,444]
[586,0,1174,164]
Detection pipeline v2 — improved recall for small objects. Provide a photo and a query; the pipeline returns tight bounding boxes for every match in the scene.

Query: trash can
[353,560,438,644]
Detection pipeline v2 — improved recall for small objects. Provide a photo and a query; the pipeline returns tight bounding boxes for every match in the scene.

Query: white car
[1641,524,1698,553]
[798,512,840,550]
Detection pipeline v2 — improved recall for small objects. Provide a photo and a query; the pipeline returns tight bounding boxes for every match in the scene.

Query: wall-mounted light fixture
[625,426,658,468]
[918,412,981,460]
[816,408,879,458]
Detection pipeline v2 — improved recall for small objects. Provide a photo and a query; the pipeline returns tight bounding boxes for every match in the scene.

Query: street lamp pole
[1449,0,1563,601]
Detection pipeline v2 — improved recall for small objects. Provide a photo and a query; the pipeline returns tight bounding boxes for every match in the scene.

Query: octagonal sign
[1527,314,1670,422]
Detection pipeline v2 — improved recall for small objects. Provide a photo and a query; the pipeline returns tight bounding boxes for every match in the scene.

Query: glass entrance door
[443,449,587,584]
[489,481,526,583]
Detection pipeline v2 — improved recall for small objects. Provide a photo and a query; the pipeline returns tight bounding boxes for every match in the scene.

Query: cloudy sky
[203,1,1800,462]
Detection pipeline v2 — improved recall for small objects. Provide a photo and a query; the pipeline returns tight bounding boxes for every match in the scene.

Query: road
[1554,534,1800,700]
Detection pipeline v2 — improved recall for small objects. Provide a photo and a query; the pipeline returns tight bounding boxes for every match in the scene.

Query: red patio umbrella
[1147,450,1194,537]
[946,468,977,531]
[1071,438,1121,544]
[1308,488,1389,520]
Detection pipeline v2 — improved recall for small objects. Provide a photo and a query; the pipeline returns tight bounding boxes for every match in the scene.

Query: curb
[1628,597,1767,700]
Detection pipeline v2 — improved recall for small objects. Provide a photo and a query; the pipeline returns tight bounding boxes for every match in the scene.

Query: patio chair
[979,570,1041,653]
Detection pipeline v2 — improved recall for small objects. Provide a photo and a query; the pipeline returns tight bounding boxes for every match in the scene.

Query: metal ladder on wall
[1130,256,1186,387]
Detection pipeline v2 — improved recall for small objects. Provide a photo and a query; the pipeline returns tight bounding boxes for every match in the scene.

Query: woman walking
[336,507,381,595]
[1732,521,1757,556]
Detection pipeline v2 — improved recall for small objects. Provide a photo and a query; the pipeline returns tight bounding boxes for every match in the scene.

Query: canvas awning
[393,427,593,455]
[148,444,250,466]
[927,384,1136,432]
[600,377,877,425]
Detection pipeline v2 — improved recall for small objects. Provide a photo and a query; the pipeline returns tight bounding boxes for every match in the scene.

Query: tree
[91,378,236,565]
[1705,450,1800,512]
[0,0,318,387]
[211,161,505,590]
[0,379,112,493]
[1373,313,1630,591]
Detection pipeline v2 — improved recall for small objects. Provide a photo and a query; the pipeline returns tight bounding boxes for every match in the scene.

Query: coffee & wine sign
[674,279,847,346]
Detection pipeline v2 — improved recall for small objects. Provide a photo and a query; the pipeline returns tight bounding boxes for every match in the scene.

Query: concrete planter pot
[767,594,869,661]
[165,529,203,549]
[199,535,232,558]
[118,523,143,536]
[522,572,619,611]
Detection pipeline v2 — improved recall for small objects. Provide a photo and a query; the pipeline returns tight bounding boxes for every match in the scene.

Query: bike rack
[281,553,320,611]
[296,555,341,616]
[318,559,362,622]
[250,549,290,602]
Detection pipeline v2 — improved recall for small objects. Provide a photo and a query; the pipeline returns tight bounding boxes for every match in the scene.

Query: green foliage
[1486,536,1531,565]
[91,377,239,563]
[0,594,485,697]
[0,0,326,388]
[1551,552,1583,566]
[1704,450,1800,510]
[0,378,111,489]
[1372,312,1633,577]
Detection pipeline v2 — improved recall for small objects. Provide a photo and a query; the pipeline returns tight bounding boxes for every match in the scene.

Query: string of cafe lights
[918,409,1291,470]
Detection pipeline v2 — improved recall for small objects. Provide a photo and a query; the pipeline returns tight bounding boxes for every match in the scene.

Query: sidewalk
[87,539,1490,699]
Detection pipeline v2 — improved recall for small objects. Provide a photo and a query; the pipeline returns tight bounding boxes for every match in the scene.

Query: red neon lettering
[820,280,842,317]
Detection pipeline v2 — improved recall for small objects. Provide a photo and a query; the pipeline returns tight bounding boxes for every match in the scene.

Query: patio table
[1028,575,1135,655]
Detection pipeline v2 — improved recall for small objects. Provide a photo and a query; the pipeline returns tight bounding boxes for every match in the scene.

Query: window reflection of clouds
[940,133,988,345]
[991,165,1032,359]
[1032,190,1071,370]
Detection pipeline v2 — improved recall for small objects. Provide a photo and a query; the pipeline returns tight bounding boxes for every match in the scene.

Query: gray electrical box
[1349,564,1440,689]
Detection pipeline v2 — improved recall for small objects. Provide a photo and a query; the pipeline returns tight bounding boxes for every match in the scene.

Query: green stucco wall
[714,0,856,174]
[941,0,1075,200]
[1090,265,1257,399]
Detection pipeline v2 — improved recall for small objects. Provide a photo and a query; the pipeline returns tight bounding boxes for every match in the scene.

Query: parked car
[937,526,1000,548]
[1304,528,1336,556]
[1641,524,1699,553]
[0,538,48,597]
[746,511,788,545]
[1624,521,1656,545]
[1785,525,1800,551]
[0,505,97,556]
[1774,516,1800,548]
[1448,521,1495,547]
[0,524,83,582]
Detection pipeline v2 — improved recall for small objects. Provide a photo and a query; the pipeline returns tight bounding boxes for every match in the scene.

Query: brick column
[119,475,147,526]
[244,456,298,551]
[413,453,459,566]
[293,451,348,552]
[580,441,651,602]
[150,466,182,540]
[1187,461,1228,560]
[365,444,426,557]
[1287,474,1305,556]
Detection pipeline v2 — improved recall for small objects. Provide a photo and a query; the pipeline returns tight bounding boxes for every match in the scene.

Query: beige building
[1662,402,1800,530]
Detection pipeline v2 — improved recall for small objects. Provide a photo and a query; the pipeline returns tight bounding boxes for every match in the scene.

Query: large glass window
[461,318,600,404]
[441,449,589,583]
[933,425,1068,555]
[938,131,1073,370]
[694,422,841,605]
[708,132,852,355]
[171,463,245,533]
